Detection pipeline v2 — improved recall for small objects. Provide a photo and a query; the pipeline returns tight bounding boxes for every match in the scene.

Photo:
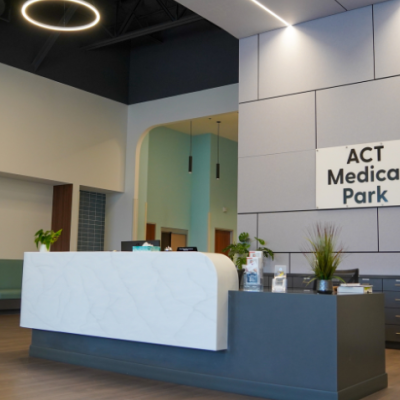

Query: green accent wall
[209,134,238,251]
[147,127,192,241]
[138,127,237,252]
[189,135,211,251]
[137,134,149,240]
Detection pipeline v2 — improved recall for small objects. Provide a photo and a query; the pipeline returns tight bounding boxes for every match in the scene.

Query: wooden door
[215,230,232,255]
[161,232,171,250]
[51,184,73,252]
[171,233,187,251]
[146,224,156,241]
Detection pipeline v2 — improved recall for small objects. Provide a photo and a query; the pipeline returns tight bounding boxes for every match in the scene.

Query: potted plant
[224,232,274,282]
[34,229,62,252]
[303,223,345,294]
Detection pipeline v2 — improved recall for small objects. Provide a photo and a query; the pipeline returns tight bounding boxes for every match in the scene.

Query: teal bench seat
[0,289,22,299]
[0,259,23,310]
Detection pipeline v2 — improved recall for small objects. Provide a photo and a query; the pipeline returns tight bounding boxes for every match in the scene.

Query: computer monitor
[121,240,160,251]
[177,247,198,252]
[332,269,359,285]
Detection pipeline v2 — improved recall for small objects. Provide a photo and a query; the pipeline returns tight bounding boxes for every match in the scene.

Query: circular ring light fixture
[22,0,100,32]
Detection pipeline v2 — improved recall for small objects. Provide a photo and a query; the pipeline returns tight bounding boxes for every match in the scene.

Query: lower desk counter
[27,288,387,400]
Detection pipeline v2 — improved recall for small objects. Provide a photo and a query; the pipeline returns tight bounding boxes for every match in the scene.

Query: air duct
[0,1,6,17]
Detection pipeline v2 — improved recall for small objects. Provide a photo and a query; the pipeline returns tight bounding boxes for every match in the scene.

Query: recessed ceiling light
[22,0,100,32]
[250,0,291,27]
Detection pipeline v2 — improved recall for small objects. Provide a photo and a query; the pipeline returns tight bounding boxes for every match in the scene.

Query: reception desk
[21,252,387,400]
[20,251,238,351]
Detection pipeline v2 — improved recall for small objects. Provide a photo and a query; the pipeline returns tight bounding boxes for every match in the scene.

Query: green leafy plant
[223,232,274,270]
[34,229,62,251]
[304,223,345,283]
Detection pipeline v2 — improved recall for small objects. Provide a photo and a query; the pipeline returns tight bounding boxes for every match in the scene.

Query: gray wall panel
[238,150,316,213]
[374,0,400,79]
[317,77,400,148]
[237,214,258,250]
[264,253,290,274]
[291,253,312,275]
[239,92,315,158]
[292,252,400,276]
[239,35,258,103]
[379,207,400,252]
[259,7,374,99]
[258,208,378,253]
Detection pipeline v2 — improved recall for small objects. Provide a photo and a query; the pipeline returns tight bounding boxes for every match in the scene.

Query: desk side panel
[337,294,387,391]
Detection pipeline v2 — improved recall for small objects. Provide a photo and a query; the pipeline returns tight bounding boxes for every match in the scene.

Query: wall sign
[316,140,400,209]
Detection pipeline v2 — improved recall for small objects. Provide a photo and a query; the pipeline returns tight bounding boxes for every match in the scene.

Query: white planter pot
[39,244,50,253]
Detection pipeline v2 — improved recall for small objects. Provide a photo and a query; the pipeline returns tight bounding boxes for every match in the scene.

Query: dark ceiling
[0,0,239,104]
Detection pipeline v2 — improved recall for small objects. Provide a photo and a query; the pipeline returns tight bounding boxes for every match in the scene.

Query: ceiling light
[22,0,100,32]
[216,121,221,180]
[188,120,193,174]
[250,0,291,27]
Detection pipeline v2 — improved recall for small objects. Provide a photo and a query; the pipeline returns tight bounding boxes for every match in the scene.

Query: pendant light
[216,121,221,180]
[188,120,193,174]
[22,0,100,32]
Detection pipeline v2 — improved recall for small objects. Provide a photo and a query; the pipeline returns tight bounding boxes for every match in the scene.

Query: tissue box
[132,246,160,251]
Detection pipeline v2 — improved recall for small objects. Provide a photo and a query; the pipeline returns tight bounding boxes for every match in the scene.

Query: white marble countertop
[20,251,238,351]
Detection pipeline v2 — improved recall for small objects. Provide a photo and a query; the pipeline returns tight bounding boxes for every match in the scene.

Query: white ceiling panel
[337,0,388,11]
[176,0,390,38]
[175,0,284,39]
[255,0,345,25]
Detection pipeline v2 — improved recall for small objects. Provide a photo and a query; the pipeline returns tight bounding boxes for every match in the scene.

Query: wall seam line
[239,149,315,159]
[334,0,347,11]
[315,91,317,149]
[257,34,260,101]
[377,207,380,252]
[238,206,390,214]
[239,73,400,106]
[372,5,376,80]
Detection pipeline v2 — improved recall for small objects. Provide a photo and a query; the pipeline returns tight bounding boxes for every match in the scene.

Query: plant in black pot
[304,223,345,294]
[224,232,274,285]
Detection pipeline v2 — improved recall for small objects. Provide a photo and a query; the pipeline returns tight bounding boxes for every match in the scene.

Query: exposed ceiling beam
[82,14,202,51]
[118,0,144,35]
[155,0,176,21]
[32,5,78,72]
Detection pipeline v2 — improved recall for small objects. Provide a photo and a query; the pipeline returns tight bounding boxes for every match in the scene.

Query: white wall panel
[317,76,400,147]
[378,207,400,251]
[238,150,316,213]
[259,7,374,99]
[291,252,400,275]
[239,36,258,103]
[374,0,400,79]
[237,214,258,250]
[239,92,315,157]
[258,208,378,253]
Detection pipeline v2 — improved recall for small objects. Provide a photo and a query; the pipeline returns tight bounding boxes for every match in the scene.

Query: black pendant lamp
[188,120,193,174]
[216,121,221,180]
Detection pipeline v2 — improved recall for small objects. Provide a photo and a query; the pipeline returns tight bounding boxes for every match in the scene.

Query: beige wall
[0,63,127,191]
[0,63,127,251]
[0,175,53,259]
